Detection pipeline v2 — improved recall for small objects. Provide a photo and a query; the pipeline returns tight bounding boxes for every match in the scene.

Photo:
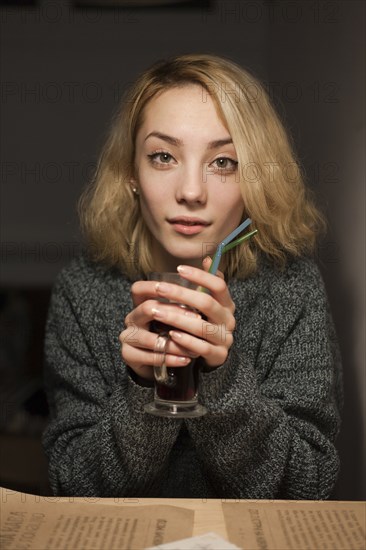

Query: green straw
[221,229,258,254]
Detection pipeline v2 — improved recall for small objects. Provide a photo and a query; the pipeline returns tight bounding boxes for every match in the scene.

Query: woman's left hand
[153,257,236,369]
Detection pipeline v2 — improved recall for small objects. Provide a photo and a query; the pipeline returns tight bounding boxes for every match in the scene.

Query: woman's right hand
[118,280,199,381]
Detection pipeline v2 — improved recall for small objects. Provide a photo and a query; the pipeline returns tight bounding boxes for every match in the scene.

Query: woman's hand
[119,281,201,382]
[165,257,236,369]
[118,257,236,380]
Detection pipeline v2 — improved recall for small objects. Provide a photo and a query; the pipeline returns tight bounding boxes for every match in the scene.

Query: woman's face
[133,84,245,271]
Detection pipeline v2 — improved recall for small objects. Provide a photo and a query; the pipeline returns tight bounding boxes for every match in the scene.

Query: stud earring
[132,187,139,195]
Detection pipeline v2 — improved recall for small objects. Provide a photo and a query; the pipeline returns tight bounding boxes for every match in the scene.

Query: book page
[0,489,194,550]
[222,500,365,550]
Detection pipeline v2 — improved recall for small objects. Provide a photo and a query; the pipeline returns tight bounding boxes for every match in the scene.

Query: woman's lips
[168,217,210,236]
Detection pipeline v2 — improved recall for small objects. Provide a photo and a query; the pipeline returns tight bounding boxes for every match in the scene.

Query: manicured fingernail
[178,356,190,363]
[184,310,200,318]
[170,330,182,339]
[152,307,163,318]
[155,282,169,294]
[177,265,192,275]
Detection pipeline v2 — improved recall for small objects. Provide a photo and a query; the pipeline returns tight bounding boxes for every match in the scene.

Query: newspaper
[2,487,365,550]
[222,500,366,550]
[147,531,242,549]
[0,488,194,550]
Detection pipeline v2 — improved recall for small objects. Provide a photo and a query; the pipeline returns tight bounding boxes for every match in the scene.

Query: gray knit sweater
[42,252,343,499]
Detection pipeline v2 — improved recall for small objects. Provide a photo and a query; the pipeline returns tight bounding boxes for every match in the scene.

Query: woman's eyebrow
[144,131,233,149]
[208,138,233,149]
[144,131,180,146]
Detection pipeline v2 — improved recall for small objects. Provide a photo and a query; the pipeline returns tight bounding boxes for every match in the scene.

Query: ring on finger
[153,334,169,367]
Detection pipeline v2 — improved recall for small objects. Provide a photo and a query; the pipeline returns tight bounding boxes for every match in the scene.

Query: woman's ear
[130,179,140,195]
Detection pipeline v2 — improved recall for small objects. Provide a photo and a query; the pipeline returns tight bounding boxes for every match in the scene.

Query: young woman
[43,54,343,499]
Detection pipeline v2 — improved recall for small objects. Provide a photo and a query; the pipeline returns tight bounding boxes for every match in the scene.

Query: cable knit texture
[42,252,343,499]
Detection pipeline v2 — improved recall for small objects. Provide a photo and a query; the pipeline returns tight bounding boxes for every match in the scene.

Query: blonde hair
[79,53,325,280]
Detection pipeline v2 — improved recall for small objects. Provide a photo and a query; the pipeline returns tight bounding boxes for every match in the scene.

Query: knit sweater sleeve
[186,257,343,500]
[42,256,182,497]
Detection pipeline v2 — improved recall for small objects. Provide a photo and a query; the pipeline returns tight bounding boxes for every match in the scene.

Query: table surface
[2,488,365,548]
[84,497,366,539]
[112,498,227,538]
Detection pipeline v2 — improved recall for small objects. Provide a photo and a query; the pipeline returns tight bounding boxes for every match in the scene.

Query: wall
[267,0,365,500]
[0,0,267,284]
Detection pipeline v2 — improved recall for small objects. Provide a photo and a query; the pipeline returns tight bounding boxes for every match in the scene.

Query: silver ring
[153,334,169,367]
[153,334,170,383]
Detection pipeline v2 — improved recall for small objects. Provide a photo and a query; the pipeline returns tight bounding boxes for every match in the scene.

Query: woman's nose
[175,165,208,204]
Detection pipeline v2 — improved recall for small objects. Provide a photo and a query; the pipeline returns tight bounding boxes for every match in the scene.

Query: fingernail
[177,265,192,275]
[155,282,169,294]
[152,307,163,318]
[178,356,190,363]
[170,330,182,339]
[184,310,200,318]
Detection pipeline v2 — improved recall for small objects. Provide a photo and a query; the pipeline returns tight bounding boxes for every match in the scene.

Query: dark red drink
[156,359,199,401]
[151,319,199,402]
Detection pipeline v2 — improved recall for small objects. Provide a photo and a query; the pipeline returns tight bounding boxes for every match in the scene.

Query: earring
[132,187,139,195]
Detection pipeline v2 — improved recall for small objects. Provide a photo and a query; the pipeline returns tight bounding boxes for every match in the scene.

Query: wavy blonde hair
[79,53,325,280]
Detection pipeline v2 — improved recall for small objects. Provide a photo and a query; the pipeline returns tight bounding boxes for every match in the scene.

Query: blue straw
[209,217,252,275]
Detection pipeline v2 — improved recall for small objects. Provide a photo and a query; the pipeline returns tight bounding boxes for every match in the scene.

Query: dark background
[0,0,364,499]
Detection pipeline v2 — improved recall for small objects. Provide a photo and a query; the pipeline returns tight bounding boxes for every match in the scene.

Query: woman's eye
[212,157,238,172]
[148,152,173,165]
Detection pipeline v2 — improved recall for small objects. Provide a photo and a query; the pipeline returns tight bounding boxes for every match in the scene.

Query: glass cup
[144,272,207,418]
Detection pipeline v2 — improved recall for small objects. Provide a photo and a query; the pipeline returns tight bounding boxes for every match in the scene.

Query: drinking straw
[208,217,257,276]
[221,228,258,253]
